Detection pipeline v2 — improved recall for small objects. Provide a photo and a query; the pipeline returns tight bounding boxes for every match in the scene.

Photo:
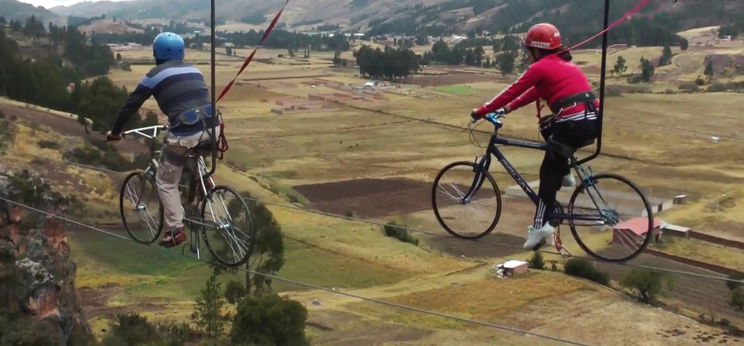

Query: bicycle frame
[465,123,605,224]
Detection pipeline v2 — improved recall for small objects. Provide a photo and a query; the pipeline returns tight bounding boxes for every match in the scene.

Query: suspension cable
[0,196,587,346]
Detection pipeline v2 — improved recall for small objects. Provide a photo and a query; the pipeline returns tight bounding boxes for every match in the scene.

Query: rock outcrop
[0,169,92,345]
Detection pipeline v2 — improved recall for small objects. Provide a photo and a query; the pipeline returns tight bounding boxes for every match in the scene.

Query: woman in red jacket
[471,23,600,250]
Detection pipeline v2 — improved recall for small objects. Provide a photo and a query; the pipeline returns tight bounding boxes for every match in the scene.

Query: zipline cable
[0,196,587,346]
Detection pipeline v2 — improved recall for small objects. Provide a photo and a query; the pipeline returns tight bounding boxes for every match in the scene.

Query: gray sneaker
[523,224,555,250]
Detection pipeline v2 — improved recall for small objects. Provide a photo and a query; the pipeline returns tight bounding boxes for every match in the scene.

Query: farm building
[612,217,664,245]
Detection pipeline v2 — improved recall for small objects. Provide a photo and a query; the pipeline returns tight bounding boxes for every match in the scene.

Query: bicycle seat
[191,141,214,156]
[547,137,594,157]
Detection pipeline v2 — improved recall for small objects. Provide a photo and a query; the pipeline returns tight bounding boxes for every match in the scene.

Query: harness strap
[549,92,596,115]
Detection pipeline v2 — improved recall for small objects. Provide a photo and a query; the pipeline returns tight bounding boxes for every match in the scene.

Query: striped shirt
[112,60,217,136]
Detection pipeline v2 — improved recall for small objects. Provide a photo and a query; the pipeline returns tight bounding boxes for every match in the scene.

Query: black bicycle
[431,113,654,262]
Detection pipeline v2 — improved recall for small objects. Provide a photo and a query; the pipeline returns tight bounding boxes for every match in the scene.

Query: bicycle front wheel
[201,185,255,266]
[432,161,501,239]
[568,173,654,262]
[119,171,164,244]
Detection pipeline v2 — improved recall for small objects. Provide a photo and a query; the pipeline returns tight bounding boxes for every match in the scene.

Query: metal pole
[578,0,611,165]
[208,0,218,176]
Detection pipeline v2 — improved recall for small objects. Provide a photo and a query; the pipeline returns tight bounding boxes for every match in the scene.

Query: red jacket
[475,54,599,118]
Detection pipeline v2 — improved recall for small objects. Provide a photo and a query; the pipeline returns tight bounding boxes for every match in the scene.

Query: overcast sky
[18,0,131,9]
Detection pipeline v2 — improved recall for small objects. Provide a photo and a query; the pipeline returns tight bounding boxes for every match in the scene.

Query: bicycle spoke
[568,174,653,262]
[432,162,501,239]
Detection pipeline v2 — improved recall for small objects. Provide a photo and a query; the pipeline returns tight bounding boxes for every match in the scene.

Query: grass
[654,236,744,270]
[433,84,474,95]
[346,271,585,330]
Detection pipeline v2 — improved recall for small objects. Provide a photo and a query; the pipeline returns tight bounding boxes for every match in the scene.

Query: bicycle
[118,125,255,266]
[431,113,654,262]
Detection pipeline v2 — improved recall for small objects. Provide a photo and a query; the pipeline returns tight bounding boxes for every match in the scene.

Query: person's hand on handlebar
[106,131,123,141]
[471,107,508,122]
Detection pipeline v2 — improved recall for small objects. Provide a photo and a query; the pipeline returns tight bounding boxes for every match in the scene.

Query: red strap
[559,0,654,54]
[216,0,290,103]
[535,99,544,122]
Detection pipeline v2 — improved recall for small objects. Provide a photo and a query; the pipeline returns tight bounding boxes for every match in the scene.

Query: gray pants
[156,127,220,231]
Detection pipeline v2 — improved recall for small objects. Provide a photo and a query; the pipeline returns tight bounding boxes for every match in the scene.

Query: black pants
[533,117,598,227]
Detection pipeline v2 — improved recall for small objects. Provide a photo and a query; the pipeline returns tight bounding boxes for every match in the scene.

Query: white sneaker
[523,224,555,250]
[561,173,576,188]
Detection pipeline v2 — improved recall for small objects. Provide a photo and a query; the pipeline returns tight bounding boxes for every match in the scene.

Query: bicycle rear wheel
[568,173,654,262]
[432,161,501,239]
[201,185,255,266]
[119,171,163,244]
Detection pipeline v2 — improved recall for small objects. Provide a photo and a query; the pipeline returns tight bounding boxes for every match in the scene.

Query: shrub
[383,221,419,246]
[102,313,159,345]
[678,83,700,92]
[620,269,674,304]
[230,294,309,346]
[37,140,59,149]
[604,85,623,97]
[529,251,545,270]
[694,76,706,86]
[726,273,744,291]
[707,83,728,92]
[564,259,609,286]
[731,288,744,312]
[551,263,558,271]
[224,280,247,304]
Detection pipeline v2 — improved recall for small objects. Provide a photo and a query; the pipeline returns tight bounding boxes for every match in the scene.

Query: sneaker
[523,224,555,250]
[159,228,187,248]
[561,173,576,188]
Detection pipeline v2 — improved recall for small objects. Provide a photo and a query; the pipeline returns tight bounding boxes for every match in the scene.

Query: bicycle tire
[432,161,501,239]
[119,171,164,244]
[568,173,654,262]
[201,185,255,266]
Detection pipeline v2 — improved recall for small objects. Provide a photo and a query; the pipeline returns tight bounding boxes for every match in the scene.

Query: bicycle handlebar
[123,125,168,140]
[472,112,506,129]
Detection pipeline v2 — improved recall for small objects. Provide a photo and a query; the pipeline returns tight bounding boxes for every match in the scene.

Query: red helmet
[524,23,562,50]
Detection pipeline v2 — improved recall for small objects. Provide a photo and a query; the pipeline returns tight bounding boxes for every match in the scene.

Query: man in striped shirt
[107,32,219,247]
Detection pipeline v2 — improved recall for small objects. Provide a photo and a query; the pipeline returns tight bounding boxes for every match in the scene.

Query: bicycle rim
[568,173,654,262]
[432,161,501,239]
[120,171,163,244]
[201,185,255,266]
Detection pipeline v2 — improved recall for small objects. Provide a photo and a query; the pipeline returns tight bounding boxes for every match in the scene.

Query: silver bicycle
[118,125,255,266]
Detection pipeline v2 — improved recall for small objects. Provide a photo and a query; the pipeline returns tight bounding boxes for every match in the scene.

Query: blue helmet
[153,32,185,61]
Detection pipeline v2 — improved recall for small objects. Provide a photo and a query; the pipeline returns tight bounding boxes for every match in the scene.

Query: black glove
[470,109,481,120]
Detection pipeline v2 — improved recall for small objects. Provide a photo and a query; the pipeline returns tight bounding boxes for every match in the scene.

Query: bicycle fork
[463,155,491,204]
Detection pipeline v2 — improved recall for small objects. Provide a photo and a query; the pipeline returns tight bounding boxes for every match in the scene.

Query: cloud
[17,0,129,9]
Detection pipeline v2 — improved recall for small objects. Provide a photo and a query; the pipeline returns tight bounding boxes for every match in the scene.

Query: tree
[680,38,688,51]
[640,57,655,82]
[244,199,286,295]
[332,50,343,67]
[704,59,714,78]
[225,280,247,304]
[230,294,309,346]
[731,288,744,311]
[613,56,628,75]
[529,251,545,270]
[658,44,673,66]
[620,269,674,304]
[496,51,515,76]
[191,274,228,338]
